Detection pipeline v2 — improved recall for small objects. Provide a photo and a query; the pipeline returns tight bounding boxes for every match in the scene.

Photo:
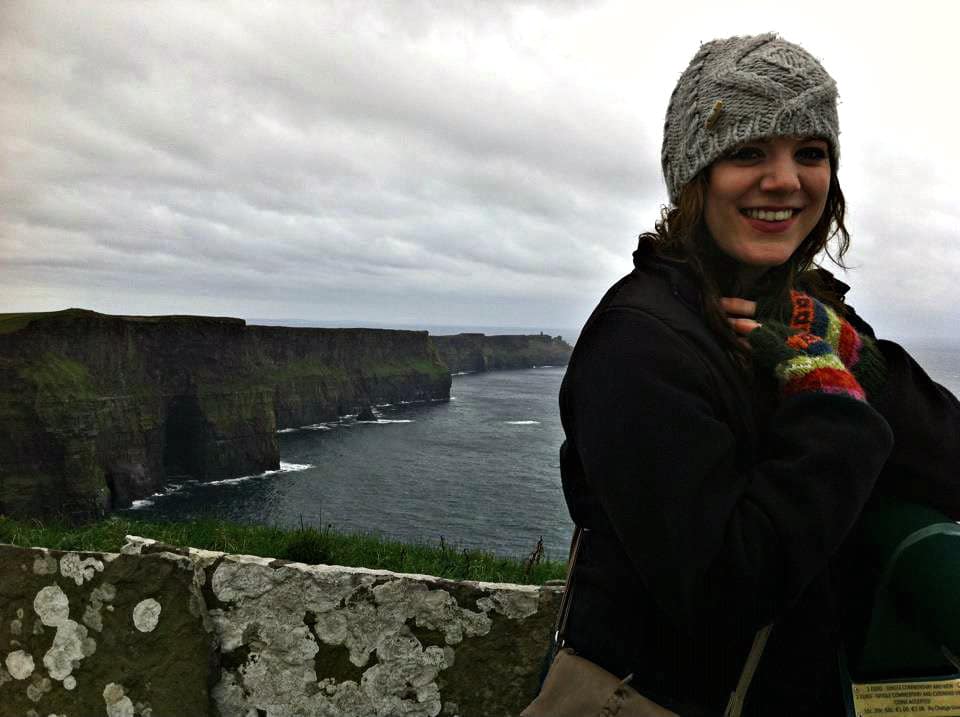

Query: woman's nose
[759,157,802,193]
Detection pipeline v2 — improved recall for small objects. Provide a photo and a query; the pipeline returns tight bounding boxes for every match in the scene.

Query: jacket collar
[799,267,851,299]
[632,242,703,312]
[632,240,852,307]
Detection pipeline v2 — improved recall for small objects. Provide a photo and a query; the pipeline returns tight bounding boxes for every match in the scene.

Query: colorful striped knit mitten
[748,290,886,401]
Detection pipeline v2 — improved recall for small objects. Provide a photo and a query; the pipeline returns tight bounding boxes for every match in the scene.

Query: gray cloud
[1,1,957,342]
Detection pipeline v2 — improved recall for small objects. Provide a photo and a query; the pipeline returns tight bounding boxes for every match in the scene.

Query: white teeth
[744,208,796,221]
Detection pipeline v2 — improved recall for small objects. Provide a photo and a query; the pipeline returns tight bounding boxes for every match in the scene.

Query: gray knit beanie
[661,33,839,205]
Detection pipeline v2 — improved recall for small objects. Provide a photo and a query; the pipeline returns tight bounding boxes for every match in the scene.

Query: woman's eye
[797,147,828,161]
[727,147,762,161]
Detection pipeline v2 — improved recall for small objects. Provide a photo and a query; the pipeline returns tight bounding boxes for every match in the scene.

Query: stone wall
[0,538,561,716]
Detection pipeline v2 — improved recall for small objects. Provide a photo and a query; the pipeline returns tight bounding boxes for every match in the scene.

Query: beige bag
[523,526,771,717]
[521,646,679,716]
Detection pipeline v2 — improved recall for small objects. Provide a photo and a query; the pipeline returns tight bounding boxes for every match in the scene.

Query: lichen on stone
[32,585,97,683]
[474,588,540,620]
[103,682,135,717]
[59,552,104,586]
[4,649,35,680]
[42,617,95,681]
[208,560,532,717]
[132,598,162,633]
[25,674,51,702]
[82,582,117,633]
[121,536,157,555]
[33,585,69,628]
[32,553,58,576]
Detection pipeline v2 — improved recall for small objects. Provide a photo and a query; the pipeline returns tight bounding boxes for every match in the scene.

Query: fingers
[720,297,757,318]
[727,317,762,336]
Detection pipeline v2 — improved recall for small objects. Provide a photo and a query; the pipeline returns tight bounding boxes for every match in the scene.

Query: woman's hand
[720,297,760,349]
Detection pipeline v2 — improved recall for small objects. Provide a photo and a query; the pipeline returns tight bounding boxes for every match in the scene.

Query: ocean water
[900,340,960,396]
[126,367,574,560]
[125,341,960,560]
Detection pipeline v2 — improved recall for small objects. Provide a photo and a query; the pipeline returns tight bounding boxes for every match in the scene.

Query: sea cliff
[431,333,572,374]
[0,309,450,519]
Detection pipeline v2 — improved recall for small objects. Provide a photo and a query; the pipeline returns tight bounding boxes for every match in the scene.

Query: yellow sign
[851,678,960,716]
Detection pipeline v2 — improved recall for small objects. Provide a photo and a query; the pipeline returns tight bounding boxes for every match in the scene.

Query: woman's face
[704,136,831,287]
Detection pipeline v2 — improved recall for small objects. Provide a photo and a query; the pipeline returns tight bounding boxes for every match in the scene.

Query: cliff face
[431,333,572,374]
[0,309,450,519]
[251,326,449,428]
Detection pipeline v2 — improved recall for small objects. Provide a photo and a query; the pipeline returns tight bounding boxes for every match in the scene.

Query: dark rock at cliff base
[0,308,450,520]
[431,333,573,374]
[357,406,377,422]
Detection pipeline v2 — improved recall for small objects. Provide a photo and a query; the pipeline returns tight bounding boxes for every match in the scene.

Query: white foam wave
[277,428,299,434]
[128,481,186,508]
[204,475,253,486]
[505,420,540,425]
[303,423,335,431]
[204,461,314,486]
[451,371,473,376]
[356,419,414,424]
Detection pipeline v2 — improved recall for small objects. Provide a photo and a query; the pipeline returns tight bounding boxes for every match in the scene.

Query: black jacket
[558,248,960,716]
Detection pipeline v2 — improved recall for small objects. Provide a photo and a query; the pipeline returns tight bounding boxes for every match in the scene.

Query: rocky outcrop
[0,538,561,716]
[432,333,572,374]
[0,309,450,519]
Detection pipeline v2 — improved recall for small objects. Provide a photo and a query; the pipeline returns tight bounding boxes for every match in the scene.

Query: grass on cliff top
[0,516,566,586]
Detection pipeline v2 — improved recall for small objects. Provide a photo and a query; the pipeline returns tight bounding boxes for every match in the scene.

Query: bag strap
[723,623,772,717]
[552,524,585,655]
[557,524,772,716]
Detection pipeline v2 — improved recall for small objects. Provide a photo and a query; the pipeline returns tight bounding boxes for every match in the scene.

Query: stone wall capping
[1,540,562,716]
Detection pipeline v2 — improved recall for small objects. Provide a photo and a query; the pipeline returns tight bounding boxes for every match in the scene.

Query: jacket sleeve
[870,339,960,518]
[843,306,960,518]
[565,307,894,630]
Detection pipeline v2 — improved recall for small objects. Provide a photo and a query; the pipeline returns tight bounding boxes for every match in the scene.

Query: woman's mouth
[739,207,801,233]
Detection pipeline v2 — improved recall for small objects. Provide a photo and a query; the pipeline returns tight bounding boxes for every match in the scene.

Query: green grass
[0,313,35,335]
[17,353,96,400]
[0,516,566,586]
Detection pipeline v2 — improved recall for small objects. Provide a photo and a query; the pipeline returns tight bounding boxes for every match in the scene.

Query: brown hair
[637,162,850,360]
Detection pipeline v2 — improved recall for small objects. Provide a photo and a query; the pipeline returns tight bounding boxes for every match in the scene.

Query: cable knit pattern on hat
[661,33,839,204]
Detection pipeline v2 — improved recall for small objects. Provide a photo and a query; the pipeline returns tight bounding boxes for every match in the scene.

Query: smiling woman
[525,32,960,717]
[705,136,831,287]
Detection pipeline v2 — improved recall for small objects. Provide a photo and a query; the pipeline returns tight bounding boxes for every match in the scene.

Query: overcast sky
[2,1,958,341]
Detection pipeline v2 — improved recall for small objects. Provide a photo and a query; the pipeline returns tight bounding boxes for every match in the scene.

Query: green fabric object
[843,499,960,678]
